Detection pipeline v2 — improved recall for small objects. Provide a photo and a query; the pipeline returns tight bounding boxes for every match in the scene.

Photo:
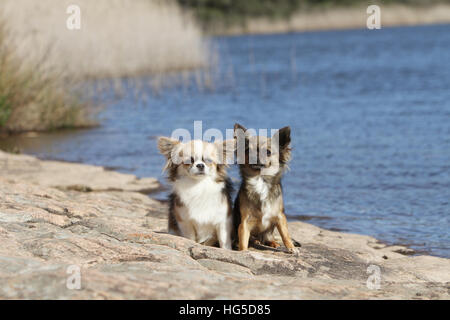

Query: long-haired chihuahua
[158,137,235,249]
[233,123,300,254]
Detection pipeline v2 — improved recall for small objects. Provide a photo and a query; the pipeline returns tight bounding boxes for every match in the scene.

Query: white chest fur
[247,176,279,230]
[173,176,229,243]
[247,176,269,201]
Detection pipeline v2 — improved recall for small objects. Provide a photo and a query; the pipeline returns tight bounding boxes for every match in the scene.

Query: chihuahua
[158,137,235,249]
[233,123,300,253]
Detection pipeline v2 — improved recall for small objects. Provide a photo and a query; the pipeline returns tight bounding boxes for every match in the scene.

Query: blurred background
[0,0,449,257]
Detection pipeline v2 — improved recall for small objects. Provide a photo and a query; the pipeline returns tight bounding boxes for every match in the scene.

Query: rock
[0,150,448,299]
[0,151,160,194]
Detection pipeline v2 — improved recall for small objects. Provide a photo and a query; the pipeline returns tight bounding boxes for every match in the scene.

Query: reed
[0,23,91,133]
[0,0,209,133]
[1,0,207,79]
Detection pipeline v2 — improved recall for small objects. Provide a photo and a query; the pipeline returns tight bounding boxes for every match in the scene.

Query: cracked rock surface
[0,151,449,299]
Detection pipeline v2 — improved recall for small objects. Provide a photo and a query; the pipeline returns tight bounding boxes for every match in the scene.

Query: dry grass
[0,24,91,133]
[1,0,208,79]
[214,4,450,35]
[0,0,209,133]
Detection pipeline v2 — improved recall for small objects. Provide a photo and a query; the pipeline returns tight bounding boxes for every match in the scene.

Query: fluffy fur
[158,137,235,249]
[233,123,300,253]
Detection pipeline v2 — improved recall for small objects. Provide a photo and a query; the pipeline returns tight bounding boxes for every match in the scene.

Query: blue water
[3,25,449,257]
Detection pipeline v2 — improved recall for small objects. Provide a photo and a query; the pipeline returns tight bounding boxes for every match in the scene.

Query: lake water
[2,25,449,257]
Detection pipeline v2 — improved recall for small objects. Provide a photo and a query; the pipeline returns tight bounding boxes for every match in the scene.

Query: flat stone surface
[0,151,160,193]
[0,150,448,299]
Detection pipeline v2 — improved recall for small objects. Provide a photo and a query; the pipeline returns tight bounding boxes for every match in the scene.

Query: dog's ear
[158,136,179,159]
[234,123,251,142]
[278,126,291,149]
[234,123,247,135]
[216,139,236,165]
[234,123,250,165]
[273,126,291,164]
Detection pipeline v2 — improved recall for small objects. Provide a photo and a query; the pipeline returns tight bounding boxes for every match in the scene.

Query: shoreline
[0,150,448,299]
[205,4,450,36]
[0,146,437,258]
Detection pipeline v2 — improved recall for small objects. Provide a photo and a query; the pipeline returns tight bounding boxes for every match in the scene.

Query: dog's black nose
[196,163,205,170]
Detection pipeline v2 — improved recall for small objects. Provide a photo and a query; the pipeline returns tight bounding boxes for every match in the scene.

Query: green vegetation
[0,94,12,128]
[178,0,302,26]
[178,0,450,27]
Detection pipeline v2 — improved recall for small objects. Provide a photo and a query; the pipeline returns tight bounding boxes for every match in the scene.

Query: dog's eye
[190,157,194,164]
[266,149,271,157]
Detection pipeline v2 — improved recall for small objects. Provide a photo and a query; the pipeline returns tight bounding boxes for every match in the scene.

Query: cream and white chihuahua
[158,137,235,249]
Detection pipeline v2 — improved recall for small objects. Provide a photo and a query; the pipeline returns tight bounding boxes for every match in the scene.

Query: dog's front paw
[267,240,281,249]
[222,243,232,250]
[287,246,300,256]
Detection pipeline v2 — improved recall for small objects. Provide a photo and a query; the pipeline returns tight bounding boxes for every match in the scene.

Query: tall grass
[0,23,91,133]
[0,0,209,133]
[1,0,208,79]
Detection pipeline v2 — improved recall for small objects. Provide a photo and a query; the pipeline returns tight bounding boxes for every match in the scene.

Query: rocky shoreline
[0,150,448,299]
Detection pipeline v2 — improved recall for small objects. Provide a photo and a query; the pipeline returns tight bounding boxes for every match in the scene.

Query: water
[2,25,449,257]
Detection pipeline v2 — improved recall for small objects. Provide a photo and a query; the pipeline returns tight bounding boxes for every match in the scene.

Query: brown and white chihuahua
[158,137,235,249]
[233,123,300,254]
